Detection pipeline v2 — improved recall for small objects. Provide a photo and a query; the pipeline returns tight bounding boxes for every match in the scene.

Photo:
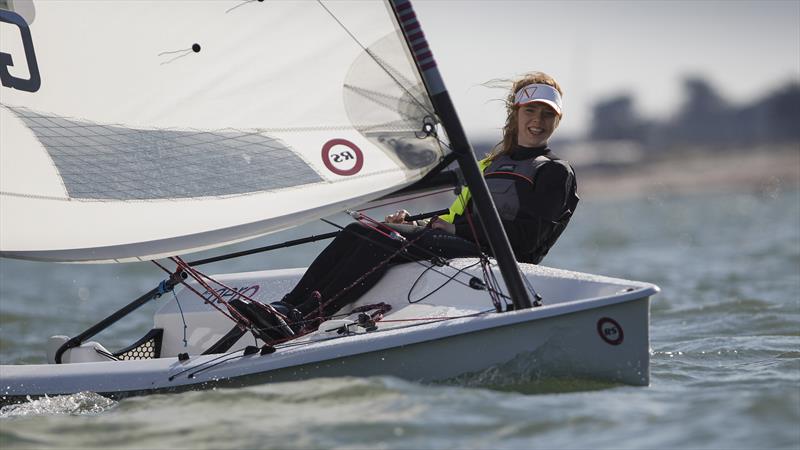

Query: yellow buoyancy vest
[439,158,492,224]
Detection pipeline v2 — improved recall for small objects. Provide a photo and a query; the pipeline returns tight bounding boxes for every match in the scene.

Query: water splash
[0,392,116,418]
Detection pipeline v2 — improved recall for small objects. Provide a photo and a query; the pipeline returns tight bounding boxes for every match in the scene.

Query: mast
[388,0,533,310]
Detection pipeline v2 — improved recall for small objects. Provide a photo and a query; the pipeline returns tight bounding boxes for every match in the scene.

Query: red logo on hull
[597,317,624,345]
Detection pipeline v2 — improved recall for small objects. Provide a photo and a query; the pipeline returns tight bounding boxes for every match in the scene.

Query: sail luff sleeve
[386,0,533,310]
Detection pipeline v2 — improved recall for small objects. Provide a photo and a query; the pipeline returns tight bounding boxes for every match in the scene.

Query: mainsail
[0,0,447,262]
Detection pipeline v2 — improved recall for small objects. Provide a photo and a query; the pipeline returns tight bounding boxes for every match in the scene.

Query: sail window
[5,106,323,201]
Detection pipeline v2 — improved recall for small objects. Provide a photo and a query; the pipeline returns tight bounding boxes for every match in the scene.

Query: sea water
[0,188,798,449]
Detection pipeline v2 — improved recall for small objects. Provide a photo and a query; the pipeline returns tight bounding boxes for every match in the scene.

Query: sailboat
[0,0,659,404]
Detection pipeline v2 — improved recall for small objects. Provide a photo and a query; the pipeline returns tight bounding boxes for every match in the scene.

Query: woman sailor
[264,72,578,340]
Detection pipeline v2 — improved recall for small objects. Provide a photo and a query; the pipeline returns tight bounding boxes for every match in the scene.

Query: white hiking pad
[0,0,445,262]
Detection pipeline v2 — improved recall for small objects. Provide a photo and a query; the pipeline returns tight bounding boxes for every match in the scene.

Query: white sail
[0,0,446,262]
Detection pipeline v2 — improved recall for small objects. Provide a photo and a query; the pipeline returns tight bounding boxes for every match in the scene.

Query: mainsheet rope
[317,216,507,300]
[312,211,512,318]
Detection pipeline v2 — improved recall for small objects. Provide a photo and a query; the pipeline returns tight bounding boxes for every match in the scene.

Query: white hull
[0,261,657,403]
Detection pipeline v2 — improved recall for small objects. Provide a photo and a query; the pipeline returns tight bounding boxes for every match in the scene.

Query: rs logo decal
[597,317,624,345]
[0,10,40,92]
[321,139,363,176]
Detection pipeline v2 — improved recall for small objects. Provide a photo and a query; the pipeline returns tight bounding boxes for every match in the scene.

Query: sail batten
[0,0,448,262]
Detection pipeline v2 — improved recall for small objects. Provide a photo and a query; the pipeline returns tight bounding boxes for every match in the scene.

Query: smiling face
[516,102,560,148]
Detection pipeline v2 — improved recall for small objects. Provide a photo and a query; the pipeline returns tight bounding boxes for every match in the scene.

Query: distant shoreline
[574,146,800,199]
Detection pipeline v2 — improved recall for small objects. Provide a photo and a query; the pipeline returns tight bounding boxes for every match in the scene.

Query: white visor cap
[514,83,562,116]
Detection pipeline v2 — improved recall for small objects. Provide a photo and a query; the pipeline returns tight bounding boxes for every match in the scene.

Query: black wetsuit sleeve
[453,161,570,260]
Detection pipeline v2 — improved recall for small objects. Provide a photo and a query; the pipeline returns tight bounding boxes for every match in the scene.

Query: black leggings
[282,222,481,318]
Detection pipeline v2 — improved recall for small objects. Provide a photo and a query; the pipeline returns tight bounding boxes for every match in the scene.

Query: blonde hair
[487,71,563,161]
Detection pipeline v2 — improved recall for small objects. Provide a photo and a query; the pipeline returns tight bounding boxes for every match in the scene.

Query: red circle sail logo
[321,139,363,176]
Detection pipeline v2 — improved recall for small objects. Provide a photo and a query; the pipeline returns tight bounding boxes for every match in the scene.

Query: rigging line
[314,0,436,118]
[478,255,500,309]
[520,268,542,305]
[172,290,189,348]
[154,258,246,327]
[310,223,432,319]
[452,161,541,306]
[266,302,391,343]
[464,170,540,306]
[172,256,267,328]
[319,216,499,295]
[484,260,505,310]
[435,136,453,153]
[152,260,240,326]
[171,256,294,332]
[273,307,498,353]
[174,259,290,322]
[318,217,508,300]
[168,348,246,381]
[379,308,496,323]
[187,352,256,380]
[357,189,453,212]
[243,303,393,342]
[408,260,482,304]
[452,182,502,309]
[463,203,504,310]
[180,304,483,371]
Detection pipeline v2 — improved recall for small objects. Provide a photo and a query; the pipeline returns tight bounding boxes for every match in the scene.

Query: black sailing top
[451,144,576,263]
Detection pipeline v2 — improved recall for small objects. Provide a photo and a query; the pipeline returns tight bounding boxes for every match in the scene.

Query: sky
[413,0,800,141]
